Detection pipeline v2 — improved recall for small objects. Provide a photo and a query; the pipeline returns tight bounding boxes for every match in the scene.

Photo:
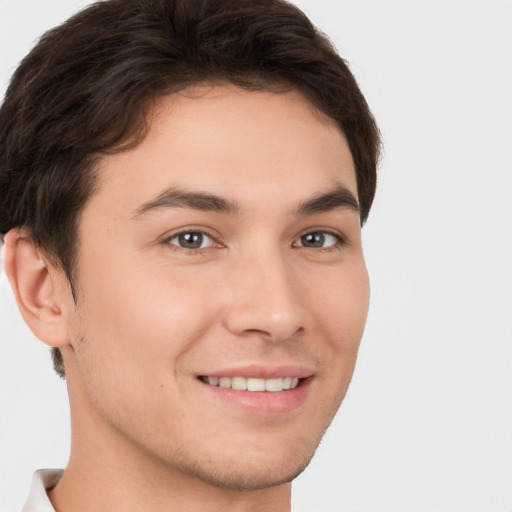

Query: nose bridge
[224,242,304,341]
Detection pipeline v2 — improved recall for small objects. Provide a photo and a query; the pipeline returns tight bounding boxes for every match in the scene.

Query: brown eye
[295,232,339,248]
[168,232,214,250]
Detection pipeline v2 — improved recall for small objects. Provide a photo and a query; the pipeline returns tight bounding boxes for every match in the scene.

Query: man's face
[61,84,369,489]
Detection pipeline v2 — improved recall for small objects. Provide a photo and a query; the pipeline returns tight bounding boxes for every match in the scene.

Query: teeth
[219,377,231,389]
[265,378,283,392]
[247,378,266,392]
[201,376,301,392]
[231,376,247,390]
[207,376,219,386]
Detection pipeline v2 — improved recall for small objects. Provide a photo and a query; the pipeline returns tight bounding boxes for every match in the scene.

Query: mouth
[199,375,301,392]
[195,366,314,415]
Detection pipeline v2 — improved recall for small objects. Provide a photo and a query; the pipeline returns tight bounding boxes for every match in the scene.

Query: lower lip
[198,377,313,416]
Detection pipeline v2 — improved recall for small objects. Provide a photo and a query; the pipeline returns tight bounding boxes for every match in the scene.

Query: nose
[223,248,305,342]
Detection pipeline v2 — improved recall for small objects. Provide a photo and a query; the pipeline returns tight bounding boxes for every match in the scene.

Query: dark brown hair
[0,0,381,378]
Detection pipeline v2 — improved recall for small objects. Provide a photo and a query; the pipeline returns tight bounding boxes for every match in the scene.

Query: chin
[187,456,311,491]
[168,433,322,491]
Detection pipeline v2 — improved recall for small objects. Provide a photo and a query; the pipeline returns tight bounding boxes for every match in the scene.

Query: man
[0,0,380,510]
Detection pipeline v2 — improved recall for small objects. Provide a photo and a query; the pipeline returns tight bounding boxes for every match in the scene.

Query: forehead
[90,84,357,217]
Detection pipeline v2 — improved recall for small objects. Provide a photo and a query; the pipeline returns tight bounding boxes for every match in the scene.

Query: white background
[1,1,511,511]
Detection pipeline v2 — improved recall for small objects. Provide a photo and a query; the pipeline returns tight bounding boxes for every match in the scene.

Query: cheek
[73,260,219,373]
[68,264,220,428]
[299,263,369,424]
[312,262,370,358]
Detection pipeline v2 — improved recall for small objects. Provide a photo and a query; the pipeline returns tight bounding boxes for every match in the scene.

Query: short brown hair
[0,0,381,378]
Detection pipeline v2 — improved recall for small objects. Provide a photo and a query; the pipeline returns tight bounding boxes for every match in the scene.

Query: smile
[200,376,300,392]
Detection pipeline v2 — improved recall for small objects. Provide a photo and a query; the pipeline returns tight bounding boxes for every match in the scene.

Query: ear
[3,229,72,348]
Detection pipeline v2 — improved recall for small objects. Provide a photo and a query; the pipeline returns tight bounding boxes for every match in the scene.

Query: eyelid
[161,226,225,252]
[159,226,348,253]
[293,228,349,248]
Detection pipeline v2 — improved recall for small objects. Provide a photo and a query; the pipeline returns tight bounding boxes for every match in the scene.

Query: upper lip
[197,364,315,380]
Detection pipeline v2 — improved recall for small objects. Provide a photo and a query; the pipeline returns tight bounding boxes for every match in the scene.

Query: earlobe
[3,229,71,348]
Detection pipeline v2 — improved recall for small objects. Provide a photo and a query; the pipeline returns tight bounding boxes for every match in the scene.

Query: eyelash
[162,228,348,254]
[294,230,349,252]
[163,228,222,254]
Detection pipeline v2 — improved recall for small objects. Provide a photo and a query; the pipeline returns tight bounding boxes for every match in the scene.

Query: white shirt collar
[22,469,63,512]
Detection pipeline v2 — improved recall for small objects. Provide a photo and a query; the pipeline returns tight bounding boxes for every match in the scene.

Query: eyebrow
[132,184,359,219]
[132,187,242,218]
[293,185,360,217]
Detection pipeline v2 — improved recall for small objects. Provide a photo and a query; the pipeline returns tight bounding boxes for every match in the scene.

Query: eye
[167,231,215,250]
[294,231,342,249]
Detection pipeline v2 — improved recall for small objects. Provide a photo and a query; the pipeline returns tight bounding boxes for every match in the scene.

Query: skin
[5,84,369,512]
